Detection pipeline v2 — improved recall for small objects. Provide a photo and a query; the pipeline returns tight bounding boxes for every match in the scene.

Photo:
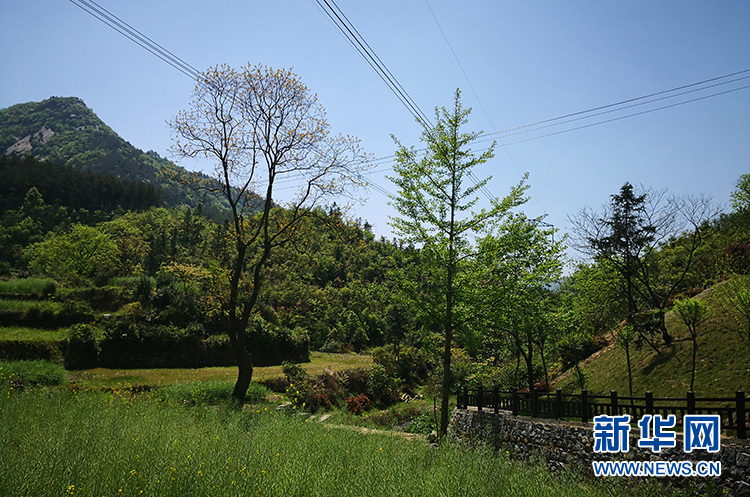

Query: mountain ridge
[0,96,257,220]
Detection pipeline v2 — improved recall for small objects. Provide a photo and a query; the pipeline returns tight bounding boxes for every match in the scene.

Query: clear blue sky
[2,1,749,266]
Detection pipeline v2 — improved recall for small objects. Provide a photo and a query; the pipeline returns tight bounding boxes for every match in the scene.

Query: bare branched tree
[169,64,369,404]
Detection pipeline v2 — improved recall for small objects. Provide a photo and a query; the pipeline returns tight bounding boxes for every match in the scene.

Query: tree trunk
[625,344,633,397]
[232,349,254,406]
[690,335,697,392]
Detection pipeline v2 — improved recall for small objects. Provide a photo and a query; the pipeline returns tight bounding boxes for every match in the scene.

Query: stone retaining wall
[449,407,750,496]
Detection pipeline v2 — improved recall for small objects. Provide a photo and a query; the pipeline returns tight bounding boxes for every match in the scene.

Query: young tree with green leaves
[730,173,750,212]
[388,90,527,436]
[673,296,709,392]
[613,322,637,396]
[475,213,565,392]
[719,276,750,343]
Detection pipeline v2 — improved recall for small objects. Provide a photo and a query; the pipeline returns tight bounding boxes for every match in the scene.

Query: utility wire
[315,0,502,205]
[482,68,750,139]
[313,0,433,129]
[69,0,199,79]
[69,0,750,200]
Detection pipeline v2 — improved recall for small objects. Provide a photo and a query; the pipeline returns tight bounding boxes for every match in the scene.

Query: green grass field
[67,352,373,389]
[0,326,68,342]
[0,299,61,312]
[0,278,55,296]
[0,387,653,497]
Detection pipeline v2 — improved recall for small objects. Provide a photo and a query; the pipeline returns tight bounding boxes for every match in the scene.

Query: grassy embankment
[0,383,658,497]
[554,278,750,397]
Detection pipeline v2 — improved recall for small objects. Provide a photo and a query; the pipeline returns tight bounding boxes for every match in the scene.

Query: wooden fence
[456,386,748,439]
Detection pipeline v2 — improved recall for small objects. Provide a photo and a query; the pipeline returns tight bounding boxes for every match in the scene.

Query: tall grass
[0,389,652,497]
[0,326,69,342]
[0,278,55,296]
[154,380,269,406]
[0,360,67,387]
[0,299,62,312]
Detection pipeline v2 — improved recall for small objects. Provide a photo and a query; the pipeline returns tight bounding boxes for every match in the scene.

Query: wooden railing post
[493,387,499,415]
[687,391,695,415]
[463,386,468,409]
[511,390,519,416]
[610,390,618,416]
[736,391,746,439]
[531,389,539,418]
[456,385,462,409]
[555,389,563,419]
[645,391,654,416]
[477,385,484,412]
[581,390,589,424]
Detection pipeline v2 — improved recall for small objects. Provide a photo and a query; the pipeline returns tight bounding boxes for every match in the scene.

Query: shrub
[282,361,308,385]
[406,411,438,435]
[58,299,95,325]
[65,323,100,369]
[337,367,368,395]
[366,363,398,405]
[320,340,344,353]
[346,393,373,414]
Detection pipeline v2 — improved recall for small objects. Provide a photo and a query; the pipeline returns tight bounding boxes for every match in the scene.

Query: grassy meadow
[0,384,658,497]
[66,352,373,389]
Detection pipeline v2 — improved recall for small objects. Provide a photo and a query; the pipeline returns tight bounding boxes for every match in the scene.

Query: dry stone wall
[449,407,750,496]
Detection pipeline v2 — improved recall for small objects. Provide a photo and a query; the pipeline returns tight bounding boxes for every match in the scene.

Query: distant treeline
[0,155,162,213]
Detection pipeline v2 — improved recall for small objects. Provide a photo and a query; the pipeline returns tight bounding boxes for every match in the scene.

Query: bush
[337,368,369,396]
[0,360,66,389]
[282,361,308,385]
[371,344,432,385]
[346,393,373,415]
[405,411,438,435]
[65,324,100,369]
[366,363,398,405]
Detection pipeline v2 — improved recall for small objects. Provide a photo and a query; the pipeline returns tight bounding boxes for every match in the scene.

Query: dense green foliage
[0,155,161,213]
[0,96,246,220]
[2,93,748,408]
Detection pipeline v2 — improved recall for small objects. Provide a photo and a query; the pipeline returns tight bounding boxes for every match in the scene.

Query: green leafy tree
[169,64,367,405]
[730,173,750,212]
[25,224,119,283]
[673,296,709,392]
[571,183,715,350]
[613,323,637,396]
[476,214,565,391]
[388,90,527,435]
[719,276,750,343]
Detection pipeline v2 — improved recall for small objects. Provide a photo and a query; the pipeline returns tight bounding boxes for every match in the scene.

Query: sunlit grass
[0,299,61,312]
[0,326,68,342]
[0,388,641,497]
[554,281,750,397]
[68,352,373,389]
[0,278,54,296]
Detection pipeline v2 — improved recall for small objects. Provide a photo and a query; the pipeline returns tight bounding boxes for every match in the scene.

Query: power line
[424,0,517,206]
[68,0,199,79]
[68,0,750,201]
[312,0,433,129]
[315,0,503,205]
[482,68,750,140]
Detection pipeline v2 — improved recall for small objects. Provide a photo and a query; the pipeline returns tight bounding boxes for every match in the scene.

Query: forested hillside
[1,93,748,427]
[0,97,256,220]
